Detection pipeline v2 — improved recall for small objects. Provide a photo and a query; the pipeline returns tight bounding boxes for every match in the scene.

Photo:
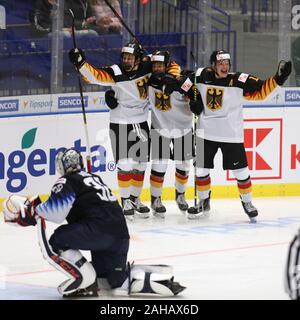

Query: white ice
[0,196,299,300]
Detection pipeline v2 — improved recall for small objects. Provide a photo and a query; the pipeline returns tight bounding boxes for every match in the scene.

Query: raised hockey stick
[190,51,198,207]
[103,0,142,47]
[69,8,92,173]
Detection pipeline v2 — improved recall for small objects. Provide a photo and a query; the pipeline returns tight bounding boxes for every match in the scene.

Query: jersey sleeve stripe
[244,77,278,101]
[80,63,115,85]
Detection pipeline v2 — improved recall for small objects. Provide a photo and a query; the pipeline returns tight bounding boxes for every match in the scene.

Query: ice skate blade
[134,212,150,219]
[152,211,165,219]
[187,211,209,220]
[125,215,134,222]
[249,217,257,224]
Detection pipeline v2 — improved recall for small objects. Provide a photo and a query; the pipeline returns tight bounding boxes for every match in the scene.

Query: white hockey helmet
[55,148,84,176]
[210,50,231,66]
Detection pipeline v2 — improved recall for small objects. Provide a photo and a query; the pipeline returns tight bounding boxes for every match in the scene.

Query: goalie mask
[55,148,84,176]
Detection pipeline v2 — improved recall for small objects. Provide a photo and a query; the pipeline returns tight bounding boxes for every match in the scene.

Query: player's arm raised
[243,60,292,100]
[69,48,116,86]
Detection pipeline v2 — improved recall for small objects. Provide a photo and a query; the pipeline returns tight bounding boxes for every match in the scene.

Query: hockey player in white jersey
[147,51,203,217]
[69,42,180,220]
[2,148,186,298]
[180,50,292,222]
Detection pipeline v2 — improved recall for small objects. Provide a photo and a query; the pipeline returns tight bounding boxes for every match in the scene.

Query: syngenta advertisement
[0,113,116,198]
[1,92,300,200]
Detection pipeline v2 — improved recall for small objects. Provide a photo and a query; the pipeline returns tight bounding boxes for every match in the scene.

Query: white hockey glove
[2,195,41,227]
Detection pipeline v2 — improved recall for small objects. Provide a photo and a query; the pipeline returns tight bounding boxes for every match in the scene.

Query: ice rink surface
[0,196,299,300]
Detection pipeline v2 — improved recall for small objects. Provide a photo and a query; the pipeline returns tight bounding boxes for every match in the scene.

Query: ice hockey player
[148,50,203,217]
[2,148,186,298]
[179,50,292,222]
[69,41,180,221]
[285,229,300,300]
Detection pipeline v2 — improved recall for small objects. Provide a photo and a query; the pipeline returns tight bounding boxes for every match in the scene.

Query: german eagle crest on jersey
[206,87,224,111]
[155,92,172,111]
[136,76,149,100]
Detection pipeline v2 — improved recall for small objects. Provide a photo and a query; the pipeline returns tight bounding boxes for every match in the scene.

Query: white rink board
[0,87,300,198]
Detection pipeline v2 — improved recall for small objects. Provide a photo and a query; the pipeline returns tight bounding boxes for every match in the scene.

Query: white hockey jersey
[79,61,151,124]
[149,85,193,138]
[191,68,278,143]
[79,60,181,125]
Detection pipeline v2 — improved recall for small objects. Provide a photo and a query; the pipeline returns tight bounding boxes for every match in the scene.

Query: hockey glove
[178,75,194,94]
[69,48,86,69]
[105,90,118,109]
[161,74,180,95]
[274,60,292,85]
[16,196,41,227]
[189,97,204,116]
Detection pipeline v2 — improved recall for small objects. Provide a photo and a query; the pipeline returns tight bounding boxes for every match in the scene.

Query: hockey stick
[69,8,92,173]
[103,0,142,47]
[190,51,198,207]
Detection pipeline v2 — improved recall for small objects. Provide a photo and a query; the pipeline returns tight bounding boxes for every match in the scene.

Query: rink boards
[0,87,300,206]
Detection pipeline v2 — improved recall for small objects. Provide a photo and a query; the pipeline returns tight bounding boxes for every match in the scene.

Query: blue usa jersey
[36,171,129,238]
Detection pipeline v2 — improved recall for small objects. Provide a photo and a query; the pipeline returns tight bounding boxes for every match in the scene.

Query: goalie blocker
[2,195,186,297]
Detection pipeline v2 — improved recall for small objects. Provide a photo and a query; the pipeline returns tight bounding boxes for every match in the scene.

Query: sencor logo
[285,90,300,102]
[0,100,19,112]
[0,128,107,193]
[58,96,88,109]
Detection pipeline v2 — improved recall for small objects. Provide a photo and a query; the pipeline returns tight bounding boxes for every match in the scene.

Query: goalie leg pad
[131,263,173,275]
[130,272,186,296]
[57,250,97,296]
[37,218,97,297]
[112,263,186,297]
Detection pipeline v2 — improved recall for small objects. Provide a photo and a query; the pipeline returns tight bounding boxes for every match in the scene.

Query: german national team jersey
[36,171,129,238]
[183,68,278,143]
[79,60,181,125]
[148,77,193,138]
[80,61,151,124]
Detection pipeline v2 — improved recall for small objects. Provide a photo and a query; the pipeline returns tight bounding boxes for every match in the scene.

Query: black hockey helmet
[151,50,170,66]
[121,41,144,61]
[210,50,231,66]
[55,148,84,176]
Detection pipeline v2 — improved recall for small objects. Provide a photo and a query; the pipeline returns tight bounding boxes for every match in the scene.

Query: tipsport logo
[0,128,107,193]
[227,119,283,180]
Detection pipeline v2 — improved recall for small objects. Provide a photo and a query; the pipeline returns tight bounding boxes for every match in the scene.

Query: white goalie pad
[57,250,97,296]
[36,218,97,296]
[130,272,176,297]
[112,263,185,297]
[131,264,173,275]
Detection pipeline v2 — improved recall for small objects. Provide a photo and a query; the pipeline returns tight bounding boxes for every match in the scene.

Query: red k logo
[244,128,273,170]
[227,119,283,181]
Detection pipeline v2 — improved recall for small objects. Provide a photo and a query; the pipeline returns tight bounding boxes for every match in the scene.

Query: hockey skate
[151,196,166,218]
[241,199,258,223]
[121,198,135,221]
[62,280,99,298]
[130,195,150,219]
[175,190,189,212]
[187,192,211,220]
